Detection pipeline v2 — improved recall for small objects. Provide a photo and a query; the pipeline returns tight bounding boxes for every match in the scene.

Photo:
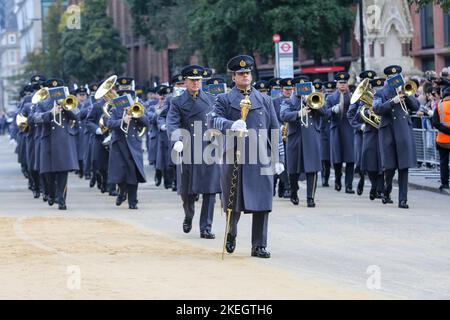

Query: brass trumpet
[300,91,325,127]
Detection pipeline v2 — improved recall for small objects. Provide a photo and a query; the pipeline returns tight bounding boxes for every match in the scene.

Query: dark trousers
[46,172,68,205]
[438,146,450,186]
[163,167,174,188]
[385,168,408,202]
[30,170,40,193]
[118,182,138,206]
[227,211,269,248]
[97,169,108,191]
[321,160,331,182]
[78,160,84,177]
[289,172,318,199]
[274,170,289,193]
[368,171,384,194]
[334,162,355,189]
[181,193,215,232]
[40,174,48,196]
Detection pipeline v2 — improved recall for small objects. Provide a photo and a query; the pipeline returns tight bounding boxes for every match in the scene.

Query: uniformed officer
[82,82,100,185]
[373,65,420,208]
[105,77,148,209]
[209,55,284,258]
[280,78,325,207]
[145,86,161,185]
[34,78,79,210]
[320,81,336,187]
[167,65,222,239]
[272,77,295,198]
[254,80,270,95]
[325,72,355,193]
[74,86,89,178]
[206,77,227,96]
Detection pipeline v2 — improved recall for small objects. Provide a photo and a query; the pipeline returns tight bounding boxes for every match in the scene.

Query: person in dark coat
[73,86,89,178]
[145,87,160,168]
[347,77,385,201]
[272,77,296,199]
[320,81,336,187]
[373,65,420,209]
[351,70,378,196]
[280,80,325,208]
[325,72,356,193]
[34,78,79,210]
[167,65,222,239]
[105,77,148,209]
[209,55,285,258]
[155,85,175,189]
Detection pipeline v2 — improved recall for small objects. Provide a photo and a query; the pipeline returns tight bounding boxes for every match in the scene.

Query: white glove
[392,94,405,104]
[427,109,434,117]
[231,119,247,132]
[9,138,15,145]
[123,114,132,124]
[160,124,167,131]
[298,107,310,118]
[95,127,103,135]
[275,162,285,175]
[332,104,340,114]
[173,141,184,152]
[360,123,366,132]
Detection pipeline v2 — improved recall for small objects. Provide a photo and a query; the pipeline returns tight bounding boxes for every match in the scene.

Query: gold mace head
[240,95,251,121]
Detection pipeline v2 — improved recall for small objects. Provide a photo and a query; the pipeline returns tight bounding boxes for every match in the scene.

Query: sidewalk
[395,167,450,195]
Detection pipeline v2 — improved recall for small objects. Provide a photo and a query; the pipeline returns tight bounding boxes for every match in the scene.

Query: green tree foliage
[22,0,126,85]
[127,0,357,73]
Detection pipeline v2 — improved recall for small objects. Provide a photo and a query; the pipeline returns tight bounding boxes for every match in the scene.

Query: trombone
[300,91,325,127]
[53,94,78,126]
[120,98,146,136]
[395,80,417,114]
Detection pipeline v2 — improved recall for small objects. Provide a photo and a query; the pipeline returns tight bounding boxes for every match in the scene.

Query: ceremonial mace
[222,92,251,260]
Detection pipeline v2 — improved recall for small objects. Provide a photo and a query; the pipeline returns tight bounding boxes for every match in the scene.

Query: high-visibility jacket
[437,100,450,145]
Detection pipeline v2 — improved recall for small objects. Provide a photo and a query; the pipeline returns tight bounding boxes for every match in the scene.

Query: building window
[421,57,435,72]
[8,34,16,44]
[369,42,374,57]
[420,4,434,49]
[445,11,450,45]
[340,29,351,57]
[445,56,450,68]
[9,51,16,64]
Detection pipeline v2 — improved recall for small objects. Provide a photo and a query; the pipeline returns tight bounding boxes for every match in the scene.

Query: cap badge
[239,60,246,67]
[193,69,198,75]
[52,81,58,87]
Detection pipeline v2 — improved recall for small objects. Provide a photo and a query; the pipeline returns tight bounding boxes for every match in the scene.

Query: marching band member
[106,77,148,209]
[320,81,336,187]
[167,65,221,239]
[280,77,325,207]
[325,72,356,194]
[373,65,420,209]
[209,55,284,258]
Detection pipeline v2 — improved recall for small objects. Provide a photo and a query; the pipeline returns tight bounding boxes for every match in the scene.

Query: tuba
[351,78,380,129]
[31,88,49,104]
[95,75,119,102]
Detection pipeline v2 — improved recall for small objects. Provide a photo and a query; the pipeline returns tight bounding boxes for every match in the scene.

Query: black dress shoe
[307,198,315,208]
[398,200,409,209]
[183,217,192,233]
[251,246,271,258]
[322,180,329,187]
[42,194,48,202]
[357,180,364,195]
[200,230,215,239]
[58,203,67,210]
[439,184,449,191]
[225,233,236,253]
[376,192,383,199]
[48,198,55,206]
[283,190,291,199]
[290,191,299,206]
[109,190,118,196]
[369,190,377,201]
[129,204,138,209]
[116,194,126,206]
[194,194,200,202]
[382,194,393,204]
[155,175,162,187]
[335,182,342,191]
[278,187,284,198]
[89,177,96,188]
[345,188,355,194]
[33,191,40,199]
